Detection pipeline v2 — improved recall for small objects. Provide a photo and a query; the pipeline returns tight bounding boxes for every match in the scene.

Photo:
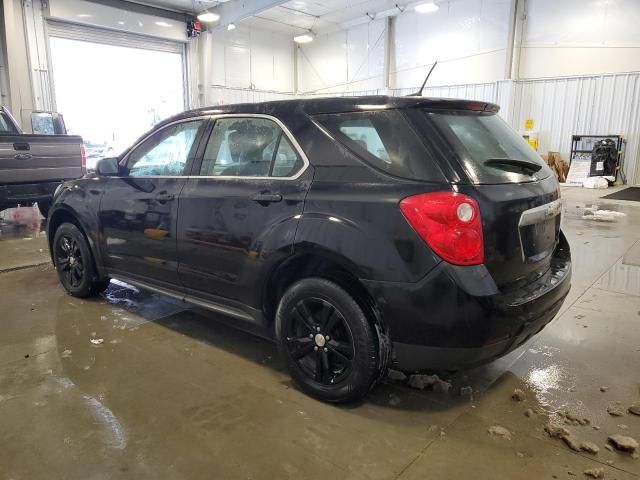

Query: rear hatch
[412,109,560,290]
[313,103,561,291]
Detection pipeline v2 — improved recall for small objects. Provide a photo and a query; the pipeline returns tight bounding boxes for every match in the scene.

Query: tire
[275,278,379,403]
[37,201,50,218]
[52,222,110,298]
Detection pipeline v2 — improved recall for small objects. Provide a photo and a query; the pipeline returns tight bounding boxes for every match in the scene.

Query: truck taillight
[400,191,484,266]
[80,145,87,173]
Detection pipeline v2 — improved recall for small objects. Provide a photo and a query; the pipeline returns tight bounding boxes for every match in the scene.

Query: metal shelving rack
[569,134,626,184]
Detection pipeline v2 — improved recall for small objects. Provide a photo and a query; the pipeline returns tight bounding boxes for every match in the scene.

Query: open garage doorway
[48,27,186,170]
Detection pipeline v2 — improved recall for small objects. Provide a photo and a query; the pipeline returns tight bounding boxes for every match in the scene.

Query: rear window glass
[315,110,443,182]
[0,113,18,134]
[425,111,552,184]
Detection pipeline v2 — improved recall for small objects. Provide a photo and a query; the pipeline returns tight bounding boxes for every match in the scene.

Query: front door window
[127,120,203,177]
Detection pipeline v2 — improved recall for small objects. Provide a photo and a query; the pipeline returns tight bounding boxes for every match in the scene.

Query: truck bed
[0,134,83,184]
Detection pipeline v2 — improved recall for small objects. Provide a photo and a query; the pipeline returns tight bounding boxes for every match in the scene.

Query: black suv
[47,96,571,403]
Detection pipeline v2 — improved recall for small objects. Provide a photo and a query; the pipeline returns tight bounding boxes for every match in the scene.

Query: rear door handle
[252,192,282,205]
[155,192,175,203]
[13,142,30,151]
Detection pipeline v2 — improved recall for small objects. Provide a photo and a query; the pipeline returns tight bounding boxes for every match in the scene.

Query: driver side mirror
[96,157,120,177]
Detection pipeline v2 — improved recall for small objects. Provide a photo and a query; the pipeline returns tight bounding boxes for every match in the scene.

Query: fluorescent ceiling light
[415,2,439,13]
[293,33,314,43]
[227,23,236,30]
[155,21,172,27]
[197,11,220,22]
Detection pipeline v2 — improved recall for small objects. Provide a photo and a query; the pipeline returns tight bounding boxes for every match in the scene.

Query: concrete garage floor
[1,187,639,480]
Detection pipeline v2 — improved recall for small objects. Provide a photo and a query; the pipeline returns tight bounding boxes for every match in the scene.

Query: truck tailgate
[0,135,83,184]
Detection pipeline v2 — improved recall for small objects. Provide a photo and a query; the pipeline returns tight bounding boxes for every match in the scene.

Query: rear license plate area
[518,200,562,263]
[520,217,559,262]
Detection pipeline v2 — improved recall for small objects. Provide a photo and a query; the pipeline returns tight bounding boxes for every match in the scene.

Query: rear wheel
[276,278,379,403]
[53,223,110,297]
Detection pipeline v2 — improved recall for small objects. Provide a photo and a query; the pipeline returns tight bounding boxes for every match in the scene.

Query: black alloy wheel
[56,234,85,289]
[53,222,110,298]
[284,297,355,385]
[276,278,379,403]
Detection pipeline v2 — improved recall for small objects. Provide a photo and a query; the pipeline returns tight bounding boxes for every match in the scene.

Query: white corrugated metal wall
[509,73,640,185]
[209,73,640,185]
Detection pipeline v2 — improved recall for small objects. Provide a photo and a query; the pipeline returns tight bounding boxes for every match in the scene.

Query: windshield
[0,112,19,134]
[425,111,551,184]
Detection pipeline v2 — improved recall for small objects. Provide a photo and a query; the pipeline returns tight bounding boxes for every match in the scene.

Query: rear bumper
[0,181,61,209]
[363,232,571,371]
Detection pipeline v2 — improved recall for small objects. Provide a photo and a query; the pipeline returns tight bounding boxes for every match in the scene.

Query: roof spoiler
[410,99,500,113]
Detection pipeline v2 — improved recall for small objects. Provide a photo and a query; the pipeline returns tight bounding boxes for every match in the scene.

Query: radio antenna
[409,61,438,97]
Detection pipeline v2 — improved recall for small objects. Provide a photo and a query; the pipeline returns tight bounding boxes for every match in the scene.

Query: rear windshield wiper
[483,158,542,174]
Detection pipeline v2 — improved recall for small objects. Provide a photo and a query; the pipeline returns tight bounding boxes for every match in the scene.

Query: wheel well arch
[265,253,388,332]
[47,207,105,278]
[264,253,391,376]
[48,208,80,252]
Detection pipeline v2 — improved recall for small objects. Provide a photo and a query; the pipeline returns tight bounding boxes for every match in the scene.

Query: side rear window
[315,110,443,181]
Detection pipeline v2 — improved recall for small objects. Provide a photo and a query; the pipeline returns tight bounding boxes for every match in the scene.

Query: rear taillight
[400,191,484,266]
[80,145,87,174]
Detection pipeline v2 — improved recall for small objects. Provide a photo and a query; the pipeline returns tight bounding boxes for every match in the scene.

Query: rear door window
[424,111,552,184]
[199,117,304,178]
[315,110,444,182]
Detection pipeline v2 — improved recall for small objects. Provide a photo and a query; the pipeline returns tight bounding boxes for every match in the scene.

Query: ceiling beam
[206,0,290,29]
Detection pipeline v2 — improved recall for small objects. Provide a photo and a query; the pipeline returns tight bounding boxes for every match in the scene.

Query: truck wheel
[37,201,50,218]
[53,223,110,297]
[275,278,379,403]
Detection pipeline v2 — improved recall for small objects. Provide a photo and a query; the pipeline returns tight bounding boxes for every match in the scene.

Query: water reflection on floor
[594,240,640,295]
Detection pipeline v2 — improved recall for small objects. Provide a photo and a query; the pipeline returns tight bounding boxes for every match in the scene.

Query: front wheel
[275,278,380,403]
[53,222,110,297]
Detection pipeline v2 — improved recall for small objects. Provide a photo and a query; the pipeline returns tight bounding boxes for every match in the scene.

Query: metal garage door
[47,21,187,165]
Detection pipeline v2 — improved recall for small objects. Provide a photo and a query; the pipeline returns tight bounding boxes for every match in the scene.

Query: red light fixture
[400,191,484,265]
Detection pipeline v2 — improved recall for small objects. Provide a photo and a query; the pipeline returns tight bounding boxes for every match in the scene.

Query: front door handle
[13,142,30,151]
[252,192,282,205]
[155,192,175,203]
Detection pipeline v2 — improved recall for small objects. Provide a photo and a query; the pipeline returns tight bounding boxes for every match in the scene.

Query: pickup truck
[0,106,84,217]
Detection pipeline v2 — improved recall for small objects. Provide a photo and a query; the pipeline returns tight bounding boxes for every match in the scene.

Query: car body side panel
[98,177,186,288]
[47,178,107,274]
[178,174,311,315]
[296,166,444,283]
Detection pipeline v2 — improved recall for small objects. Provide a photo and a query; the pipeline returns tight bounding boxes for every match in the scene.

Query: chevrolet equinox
[47,96,571,403]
